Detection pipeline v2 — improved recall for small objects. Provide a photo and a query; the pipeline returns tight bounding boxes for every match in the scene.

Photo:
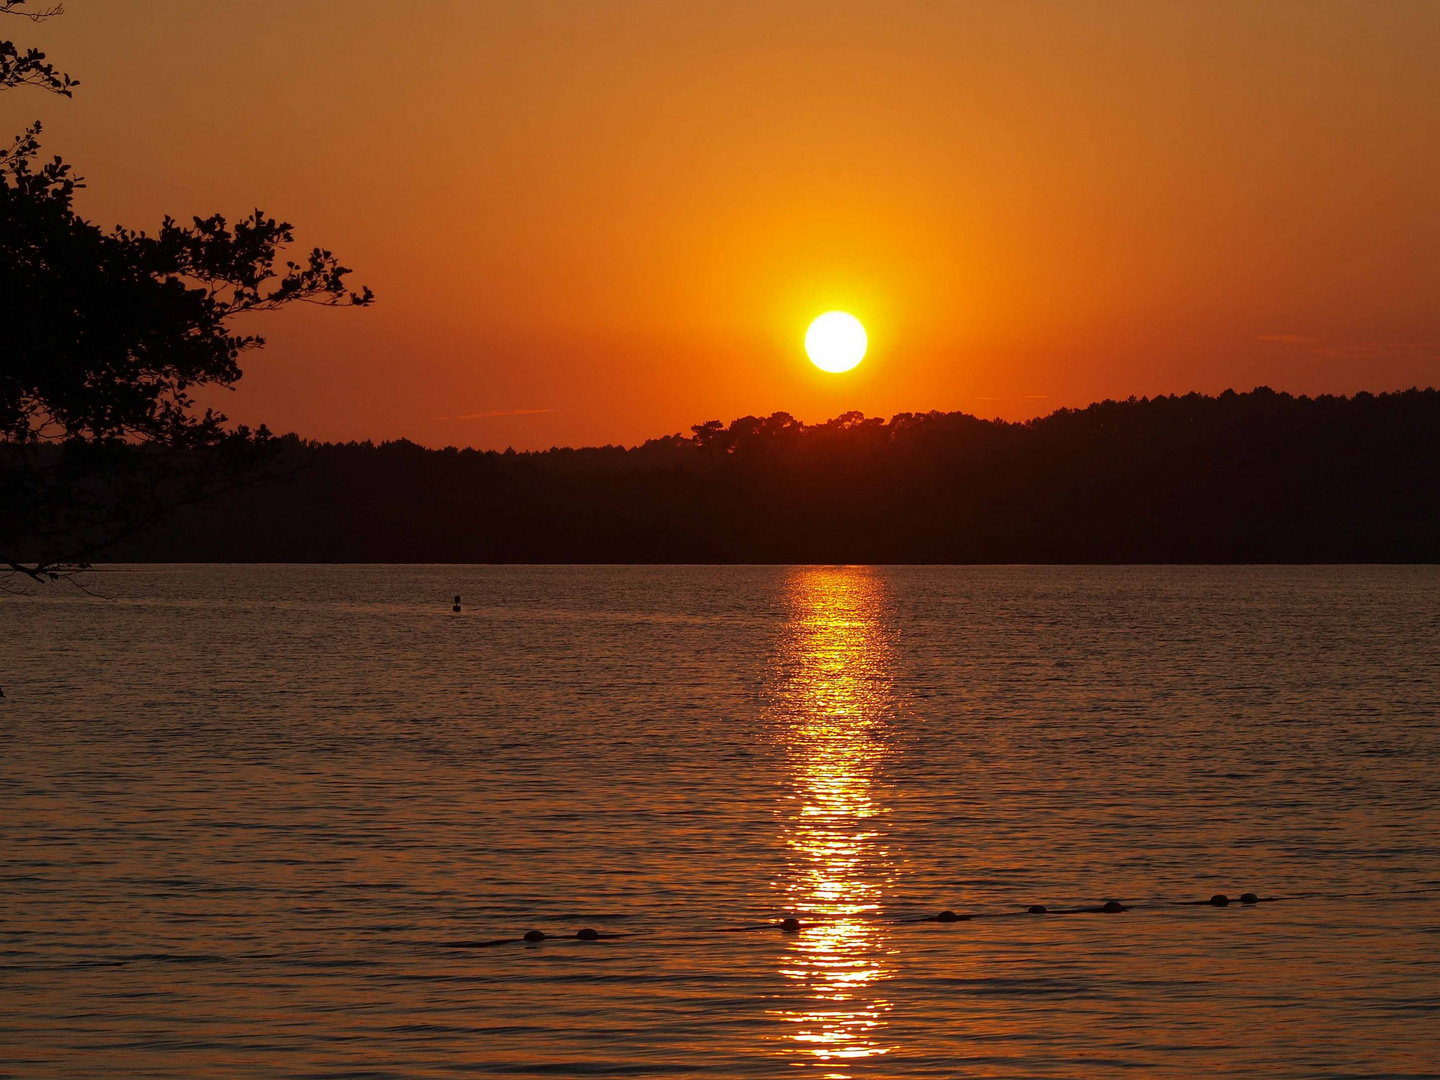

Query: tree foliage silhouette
[0,2,371,580]
[0,1,77,97]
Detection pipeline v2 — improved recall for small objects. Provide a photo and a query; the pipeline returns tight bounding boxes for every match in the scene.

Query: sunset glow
[7,3,1440,1077]
[805,313,868,374]
[15,4,1440,449]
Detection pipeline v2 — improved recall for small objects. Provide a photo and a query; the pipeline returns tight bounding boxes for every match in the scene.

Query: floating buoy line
[439,890,1317,949]
[32,887,1436,970]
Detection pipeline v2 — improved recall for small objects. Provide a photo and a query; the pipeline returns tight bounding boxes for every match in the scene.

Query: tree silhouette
[0,3,371,580]
[110,390,1440,564]
[0,2,77,97]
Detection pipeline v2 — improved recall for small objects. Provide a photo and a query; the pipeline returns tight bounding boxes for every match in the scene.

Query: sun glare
[806,312,867,373]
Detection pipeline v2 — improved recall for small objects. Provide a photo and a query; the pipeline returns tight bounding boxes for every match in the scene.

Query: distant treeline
[117,388,1440,563]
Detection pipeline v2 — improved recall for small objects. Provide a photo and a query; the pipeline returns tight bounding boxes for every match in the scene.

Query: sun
[805,312,867,373]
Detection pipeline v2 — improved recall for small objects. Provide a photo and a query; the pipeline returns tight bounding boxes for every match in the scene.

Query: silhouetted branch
[1,1,76,97]
[1,2,66,20]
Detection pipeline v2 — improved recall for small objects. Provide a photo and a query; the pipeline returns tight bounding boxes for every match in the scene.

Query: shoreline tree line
[109,388,1440,563]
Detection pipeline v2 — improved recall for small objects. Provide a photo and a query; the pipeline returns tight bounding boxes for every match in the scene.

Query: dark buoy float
[1240,892,1259,905]
[779,917,801,932]
[577,927,599,940]
[937,910,960,923]
[1209,894,1230,907]
[1028,904,1048,914]
[1102,900,1124,913]
[523,929,546,942]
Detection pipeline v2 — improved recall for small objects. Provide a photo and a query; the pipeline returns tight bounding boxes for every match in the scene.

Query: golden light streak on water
[770,566,899,1075]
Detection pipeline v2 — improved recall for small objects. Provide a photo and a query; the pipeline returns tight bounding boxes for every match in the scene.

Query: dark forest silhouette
[112,388,1440,563]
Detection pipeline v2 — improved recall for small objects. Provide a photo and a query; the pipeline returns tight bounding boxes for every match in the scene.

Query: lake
[2,565,1438,1077]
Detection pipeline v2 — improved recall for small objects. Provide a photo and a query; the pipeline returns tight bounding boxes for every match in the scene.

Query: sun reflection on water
[769,566,898,1075]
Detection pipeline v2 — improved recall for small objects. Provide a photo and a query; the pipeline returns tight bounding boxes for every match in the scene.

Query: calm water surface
[1,565,1438,1077]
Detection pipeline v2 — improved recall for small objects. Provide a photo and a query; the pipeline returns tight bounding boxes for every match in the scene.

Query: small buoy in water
[576,927,599,940]
[1028,904,1048,914]
[523,929,545,942]
[937,910,960,923]
[1209,894,1230,907]
[1102,900,1124,913]
[779,917,801,932]
[452,594,461,613]
[1240,892,1259,905]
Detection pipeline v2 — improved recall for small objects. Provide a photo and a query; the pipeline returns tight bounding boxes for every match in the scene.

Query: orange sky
[8,1,1440,449]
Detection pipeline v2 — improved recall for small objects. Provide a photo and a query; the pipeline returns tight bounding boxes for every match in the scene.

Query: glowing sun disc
[806,312,867,373]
